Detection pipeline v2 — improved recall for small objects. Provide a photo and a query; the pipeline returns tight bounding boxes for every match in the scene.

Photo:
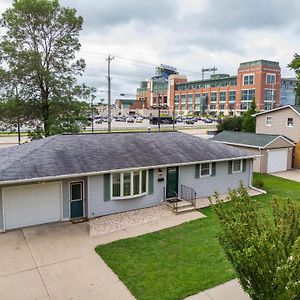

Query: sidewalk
[185,279,250,300]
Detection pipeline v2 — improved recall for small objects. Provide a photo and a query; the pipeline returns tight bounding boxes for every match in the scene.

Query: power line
[79,51,205,77]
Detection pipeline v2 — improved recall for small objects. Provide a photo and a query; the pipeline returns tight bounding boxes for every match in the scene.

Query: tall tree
[0,0,93,137]
[289,53,300,102]
[241,98,256,132]
[211,186,300,300]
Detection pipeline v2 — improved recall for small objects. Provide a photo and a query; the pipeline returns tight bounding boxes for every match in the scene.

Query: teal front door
[166,167,179,198]
[70,181,84,219]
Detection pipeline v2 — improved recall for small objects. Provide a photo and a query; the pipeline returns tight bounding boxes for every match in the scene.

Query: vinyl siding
[0,187,3,232]
[88,168,167,218]
[256,108,300,142]
[179,160,251,198]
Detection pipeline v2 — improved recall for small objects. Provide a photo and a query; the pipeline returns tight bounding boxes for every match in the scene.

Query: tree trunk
[41,90,50,137]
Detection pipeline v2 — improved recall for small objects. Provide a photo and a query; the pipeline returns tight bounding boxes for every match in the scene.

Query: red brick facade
[136,60,281,115]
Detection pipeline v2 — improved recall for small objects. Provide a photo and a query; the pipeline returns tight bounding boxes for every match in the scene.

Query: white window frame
[110,170,148,200]
[243,74,254,85]
[266,73,276,85]
[287,117,294,128]
[200,162,212,177]
[266,116,272,126]
[232,159,242,173]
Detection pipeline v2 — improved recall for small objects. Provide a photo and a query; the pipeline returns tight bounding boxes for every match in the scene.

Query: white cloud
[1,0,300,100]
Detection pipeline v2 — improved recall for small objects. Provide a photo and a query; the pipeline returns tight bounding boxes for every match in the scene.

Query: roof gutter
[0,155,259,187]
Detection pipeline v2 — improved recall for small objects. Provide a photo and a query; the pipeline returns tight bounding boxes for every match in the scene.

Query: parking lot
[85,118,218,131]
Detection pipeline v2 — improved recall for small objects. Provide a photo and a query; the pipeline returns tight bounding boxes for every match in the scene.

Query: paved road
[0,136,28,148]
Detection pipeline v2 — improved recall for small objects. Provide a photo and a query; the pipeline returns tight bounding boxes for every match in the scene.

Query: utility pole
[106,55,114,132]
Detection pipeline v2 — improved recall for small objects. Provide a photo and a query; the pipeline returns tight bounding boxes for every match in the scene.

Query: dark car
[204,118,213,124]
[185,118,195,125]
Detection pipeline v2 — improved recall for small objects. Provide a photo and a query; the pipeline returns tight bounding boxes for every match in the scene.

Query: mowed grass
[96,173,300,300]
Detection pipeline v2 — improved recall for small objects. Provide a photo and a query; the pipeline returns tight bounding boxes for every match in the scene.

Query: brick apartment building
[136,60,283,116]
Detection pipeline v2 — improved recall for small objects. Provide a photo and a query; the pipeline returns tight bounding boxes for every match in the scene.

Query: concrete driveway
[0,211,203,300]
[0,222,134,300]
[272,169,300,182]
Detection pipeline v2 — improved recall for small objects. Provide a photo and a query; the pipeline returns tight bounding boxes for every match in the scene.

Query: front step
[176,204,197,214]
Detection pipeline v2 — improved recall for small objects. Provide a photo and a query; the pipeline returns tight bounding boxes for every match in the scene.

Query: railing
[180,184,197,208]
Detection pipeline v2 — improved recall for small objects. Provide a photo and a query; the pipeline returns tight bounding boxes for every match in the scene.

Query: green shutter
[242,159,247,172]
[211,162,216,177]
[228,161,232,174]
[104,174,111,201]
[195,164,200,178]
[148,169,154,194]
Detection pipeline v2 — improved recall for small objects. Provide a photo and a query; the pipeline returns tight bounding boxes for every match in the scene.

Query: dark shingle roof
[212,131,293,148]
[0,131,255,183]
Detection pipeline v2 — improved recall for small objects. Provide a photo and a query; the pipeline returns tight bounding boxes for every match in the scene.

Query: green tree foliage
[217,100,257,133]
[211,186,300,300]
[289,53,300,101]
[217,116,242,132]
[0,0,94,137]
[241,99,256,132]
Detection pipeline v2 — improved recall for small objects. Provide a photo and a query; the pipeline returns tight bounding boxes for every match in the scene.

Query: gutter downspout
[248,156,267,194]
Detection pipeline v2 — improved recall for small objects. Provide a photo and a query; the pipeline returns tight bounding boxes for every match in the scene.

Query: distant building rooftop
[239,59,280,68]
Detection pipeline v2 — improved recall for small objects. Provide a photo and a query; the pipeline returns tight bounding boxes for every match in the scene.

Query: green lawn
[95,174,300,300]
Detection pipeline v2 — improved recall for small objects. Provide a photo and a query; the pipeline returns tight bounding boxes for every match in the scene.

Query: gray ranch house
[0,131,256,232]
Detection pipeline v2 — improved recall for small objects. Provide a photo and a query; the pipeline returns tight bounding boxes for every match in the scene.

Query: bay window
[111,170,148,199]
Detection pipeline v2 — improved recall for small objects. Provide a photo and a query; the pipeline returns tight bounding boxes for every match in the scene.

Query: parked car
[185,118,195,125]
[135,117,143,123]
[204,118,213,124]
[126,117,135,123]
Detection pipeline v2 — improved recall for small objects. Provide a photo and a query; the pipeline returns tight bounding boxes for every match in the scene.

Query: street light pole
[158,94,161,131]
[151,90,161,131]
[106,55,114,133]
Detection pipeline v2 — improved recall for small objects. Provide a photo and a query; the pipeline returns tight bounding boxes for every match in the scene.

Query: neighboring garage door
[267,149,288,173]
[3,182,61,230]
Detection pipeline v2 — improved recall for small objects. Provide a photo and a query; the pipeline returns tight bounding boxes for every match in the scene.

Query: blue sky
[1,0,300,102]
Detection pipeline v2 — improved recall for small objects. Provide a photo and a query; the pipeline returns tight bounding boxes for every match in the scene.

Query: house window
[287,118,293,127]
[111,170,148,199]
[243,75,254,85]
[266,117,272,126]
[232,160,242,173]
[112,173,121,197]
[200,163,211,177]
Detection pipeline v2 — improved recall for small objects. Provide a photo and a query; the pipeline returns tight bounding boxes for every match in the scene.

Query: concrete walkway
[0,211,203,300]
[186,279,250,300]
[272,169,300,182]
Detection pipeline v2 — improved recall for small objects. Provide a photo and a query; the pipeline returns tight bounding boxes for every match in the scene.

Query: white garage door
[267,149,288,173]
[3,182,61,230]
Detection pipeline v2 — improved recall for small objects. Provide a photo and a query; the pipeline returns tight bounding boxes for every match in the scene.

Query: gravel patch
[90,204,174,237]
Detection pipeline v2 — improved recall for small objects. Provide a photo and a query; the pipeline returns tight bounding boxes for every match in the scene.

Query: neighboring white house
[0,131,256,232]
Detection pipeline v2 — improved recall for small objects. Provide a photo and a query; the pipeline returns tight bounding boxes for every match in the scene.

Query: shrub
[211,185,300,300]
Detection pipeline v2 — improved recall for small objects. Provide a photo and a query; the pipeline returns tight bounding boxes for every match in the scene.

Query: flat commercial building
[136,59,285,116]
